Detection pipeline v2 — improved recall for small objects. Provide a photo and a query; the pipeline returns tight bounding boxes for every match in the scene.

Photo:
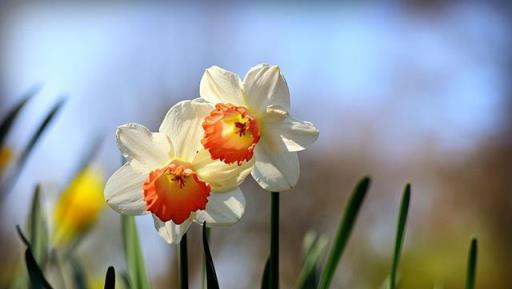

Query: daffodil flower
[0,146,13,176]
[104,99,253,244]
[199,64,319,192]
[53,166,105,246]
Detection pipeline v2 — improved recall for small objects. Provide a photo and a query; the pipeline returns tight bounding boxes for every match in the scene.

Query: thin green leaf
[27,184,49,266]
[317,176,371,289]
[16,225,53,289]
[25,249,53,289]
[69,256,88,289]
[104,266,116,289]
[465,238,478,289]
[1,98,66,195]
[296,231,328,289]
[202,222,220,289]
[16,224,30,248]
[389,184,411,289]
[121,215,151,289]
[261,257,270,289]
[0,86,39,146]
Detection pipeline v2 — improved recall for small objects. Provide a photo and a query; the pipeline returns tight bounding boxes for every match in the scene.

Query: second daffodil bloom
[200,64,319,191]
[0,146,13,176]
[53,166,105,246]
[105,99,253,244]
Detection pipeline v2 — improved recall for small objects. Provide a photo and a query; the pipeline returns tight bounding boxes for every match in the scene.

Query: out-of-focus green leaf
[296,231,328,289]
[0,87,39,146]
[260,256,270,289]
[27,184,48,266]
[25,249,53,289]
[122,215,151,289]
[16,225,53,289]
[317,176,370,289]
[1,98,66,195]
[465,238,478,289]
[69,256,88,289]
[389,184,411,289]
[202,223,220,289]
[104,266,116,289]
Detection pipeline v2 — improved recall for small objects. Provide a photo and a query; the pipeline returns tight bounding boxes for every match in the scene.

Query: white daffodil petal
[159,99,214,162]
[270,115,319,152]
[193,149,254,193]
[200,66,244,105]
[152,215,193,244]
[104,163,147,215]
[243,64,290,113]
[194,188,246,226]
[116,124,172,170]
[251,137,299,192]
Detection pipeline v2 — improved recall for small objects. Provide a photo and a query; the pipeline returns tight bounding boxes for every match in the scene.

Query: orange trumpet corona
[143,162,211,224]
[202,103,260,165]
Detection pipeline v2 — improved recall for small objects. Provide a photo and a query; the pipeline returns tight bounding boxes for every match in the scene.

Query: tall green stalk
[178,234,189,289]
[270,192,280,289]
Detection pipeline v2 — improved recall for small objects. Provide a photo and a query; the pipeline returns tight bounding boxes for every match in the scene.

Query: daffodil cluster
[105,64,319,244]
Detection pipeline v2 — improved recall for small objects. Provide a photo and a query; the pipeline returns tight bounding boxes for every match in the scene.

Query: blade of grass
[0,98,66,196]
[296,231,328,289]
[0,86,39,146]
[69,256,88,289]
[202,223,220,289]
[261,257,270,289]
[121,215,151,289]
[317,176,371,289]
[465,238,478,289]
[25,249,53,289]
[27,184,49,266]
[389,184,411,289]
[104,266,116,289]
[270,191,280,289]
[16,225,53,289]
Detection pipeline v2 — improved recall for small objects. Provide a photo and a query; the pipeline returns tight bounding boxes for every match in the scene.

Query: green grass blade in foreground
[317,176,371,289]
[261,257,270,289]
[296,231,328,289]
[0,86,39,146]
[202,223,220,289]
[0,98,66,195]
[104,266,116,289]
[122,215,151,289]
[70,256,88,289]
[465,238,478,289]
[389,184,411,289]
[16,225,53,289]
[27,184,49,266]
[25,249,54,289]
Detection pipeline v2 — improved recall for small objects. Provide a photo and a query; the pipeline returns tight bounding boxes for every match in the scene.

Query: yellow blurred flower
[53,166,105,246]
[0,146,13,175]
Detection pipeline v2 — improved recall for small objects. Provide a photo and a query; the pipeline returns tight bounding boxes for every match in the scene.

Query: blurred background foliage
[0,1,511,288]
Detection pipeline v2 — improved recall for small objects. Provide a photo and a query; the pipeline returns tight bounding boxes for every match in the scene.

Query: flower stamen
[202,103,260,165]
[144,162,210,224]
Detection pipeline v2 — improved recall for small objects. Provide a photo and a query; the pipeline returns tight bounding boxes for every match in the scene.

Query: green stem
[270,192,280,289]
[202,227,211,289]
[178,233,189,289]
